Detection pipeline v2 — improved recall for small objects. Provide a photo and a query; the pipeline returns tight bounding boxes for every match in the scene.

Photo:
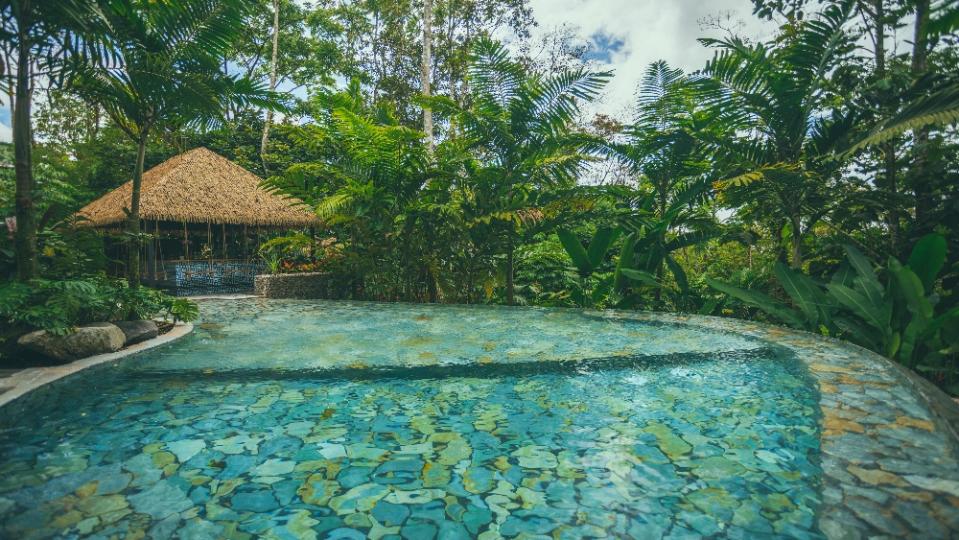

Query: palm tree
[424,38,610,304]
[604,61,719,308]
[0,0,112,281]
[695,1,856,268]
[264,85,447,301]
[68,0,278,286]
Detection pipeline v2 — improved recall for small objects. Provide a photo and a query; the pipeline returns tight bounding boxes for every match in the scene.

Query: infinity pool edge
[3,298,958,538]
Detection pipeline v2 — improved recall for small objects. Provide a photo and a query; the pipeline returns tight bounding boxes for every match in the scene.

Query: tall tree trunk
[13,16,37,282]
[789,215,803,269]
[506,231,515,305]
[910,0,932,238]
[260,0,280,175]
[873,0,899,253]
[127,134,148,287]
[421,0,434,153]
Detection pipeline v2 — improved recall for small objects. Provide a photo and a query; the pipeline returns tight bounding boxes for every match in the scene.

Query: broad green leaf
[665,255,689,294]
[833,316,883,351]
[613,232,638,292]
[887,331,902,359]
[921,306,959,339]
[586,228,621,269]
[775,262,827,326]
[890,260,933,321]
[665,230,715,251]
[843,245,885,308]
[620,268,660,287]
[899,319,924,366]
[557,229,592,276]
[826,283,889,333]
[706,278,805,328]
[830,261,856,289]
[906,233,946,291]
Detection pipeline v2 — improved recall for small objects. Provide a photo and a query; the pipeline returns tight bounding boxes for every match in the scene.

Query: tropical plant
[163,297,200,324]
[66,0,279,286]
[265,84,454,300]
[696,1,856,268]
[847,0,959,154]
[604,62,720,309]
[0,0,115,281]
[557,226,620,307]
[708,234,958,389]
[258,233,316,274]
[423,37,611,304]
[0,275,198,337]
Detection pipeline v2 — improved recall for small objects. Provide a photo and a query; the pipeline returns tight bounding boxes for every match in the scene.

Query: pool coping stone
[0,322,194,409]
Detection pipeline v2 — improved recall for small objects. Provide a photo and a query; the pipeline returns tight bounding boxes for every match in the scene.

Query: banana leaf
[557,229,592,276]
[890,260,933,321]
[843,244,884,308]
[825,282,890,334]
[665,254,689,294]
[587,228,621,269]
[705,278,805,328]
[775,262,830,327]
[830,261,856,289]
[620,268,661,287]
[923,306,959,337]
[833,316,884,351]
[613,232,639,292]
[899,318,924,365]
[906,233,946,292]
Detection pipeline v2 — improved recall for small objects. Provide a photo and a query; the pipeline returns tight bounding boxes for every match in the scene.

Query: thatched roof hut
[77,147,319,228]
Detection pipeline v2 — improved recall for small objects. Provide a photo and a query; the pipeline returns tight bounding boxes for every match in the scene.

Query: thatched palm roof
[77,147,319,228]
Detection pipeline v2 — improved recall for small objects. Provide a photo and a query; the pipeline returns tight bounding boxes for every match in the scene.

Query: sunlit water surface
[0,299,822,539]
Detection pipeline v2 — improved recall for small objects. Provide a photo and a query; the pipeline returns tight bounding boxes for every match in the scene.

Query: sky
[526,0,777,119]
[0,107,9,143]
[0,0,775,143]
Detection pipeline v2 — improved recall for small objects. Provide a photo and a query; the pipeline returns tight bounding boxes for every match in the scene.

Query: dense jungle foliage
[1,0,958,391]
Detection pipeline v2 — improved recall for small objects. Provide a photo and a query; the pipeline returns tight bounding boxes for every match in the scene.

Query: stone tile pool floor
[0,299,956,539]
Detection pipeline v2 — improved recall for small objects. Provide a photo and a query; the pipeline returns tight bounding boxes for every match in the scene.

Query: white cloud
[0,122,10,143]
[525,0,777,119]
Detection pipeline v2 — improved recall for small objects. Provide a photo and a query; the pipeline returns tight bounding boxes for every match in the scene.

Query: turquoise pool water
[0,300,824,539]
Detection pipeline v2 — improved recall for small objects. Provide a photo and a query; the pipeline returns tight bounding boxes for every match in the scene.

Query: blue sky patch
[584,31,625,63]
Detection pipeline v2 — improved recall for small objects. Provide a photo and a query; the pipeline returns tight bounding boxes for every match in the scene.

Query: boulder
[114,320,159,345]
[17,322,126,362]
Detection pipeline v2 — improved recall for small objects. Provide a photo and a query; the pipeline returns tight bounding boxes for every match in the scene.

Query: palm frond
[845,78,959,154]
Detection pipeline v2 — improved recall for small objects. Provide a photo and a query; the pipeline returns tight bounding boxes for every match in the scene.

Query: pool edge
[0,322,194,409]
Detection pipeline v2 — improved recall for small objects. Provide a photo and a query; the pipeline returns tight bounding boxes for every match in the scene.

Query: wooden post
[207,222,212,261]
[243,224,249,259]
[146,238,155,284]
[146,220,157,283]
[222,223,227,259]
[183,222,189,259]
[153,220,159,278]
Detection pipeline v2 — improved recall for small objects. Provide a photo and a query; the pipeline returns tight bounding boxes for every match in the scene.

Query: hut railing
[145,259,265,296]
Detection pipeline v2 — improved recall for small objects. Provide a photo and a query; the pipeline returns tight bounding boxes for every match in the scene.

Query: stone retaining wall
[254,272,333,299]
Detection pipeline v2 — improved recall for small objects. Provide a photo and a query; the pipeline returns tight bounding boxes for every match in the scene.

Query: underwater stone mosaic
[0,298,956,539]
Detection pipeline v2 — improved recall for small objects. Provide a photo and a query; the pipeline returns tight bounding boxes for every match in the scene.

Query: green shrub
[259,233,314,273]
[0,276,199,337]
[707,234,959,393]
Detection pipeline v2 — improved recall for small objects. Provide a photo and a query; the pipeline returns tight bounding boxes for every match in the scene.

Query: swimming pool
[0,299,956,538]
